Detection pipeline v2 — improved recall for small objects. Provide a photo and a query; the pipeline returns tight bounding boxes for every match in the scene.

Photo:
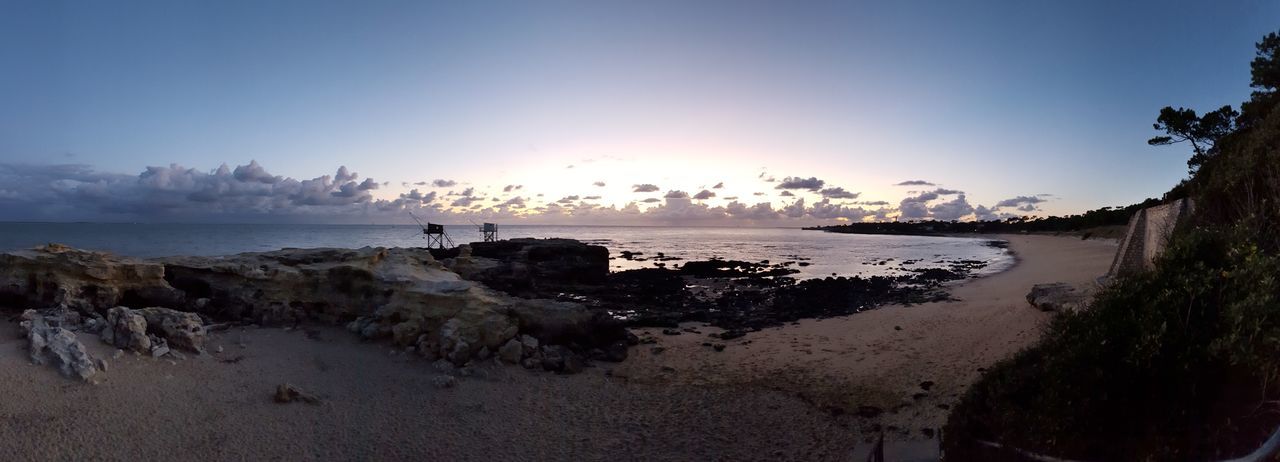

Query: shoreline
[0,234,1117,460]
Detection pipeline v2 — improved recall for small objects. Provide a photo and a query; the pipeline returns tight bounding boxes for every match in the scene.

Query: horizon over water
[0,222,1013,280]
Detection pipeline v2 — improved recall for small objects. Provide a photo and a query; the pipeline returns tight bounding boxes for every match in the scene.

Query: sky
[1,0,1277,225]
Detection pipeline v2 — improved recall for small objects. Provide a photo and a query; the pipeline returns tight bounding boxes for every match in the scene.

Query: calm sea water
[0,223,1013,280]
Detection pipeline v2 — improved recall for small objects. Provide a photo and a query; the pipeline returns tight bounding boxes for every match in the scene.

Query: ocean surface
[0,223,1014,280]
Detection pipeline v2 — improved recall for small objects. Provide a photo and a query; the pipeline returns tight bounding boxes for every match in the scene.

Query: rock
[98,358,108,373]
[919,380,935,391]
[26,316,98,381]
[451,238,609,294]
[497,339,523,364]
[661,328,682,336]
[431,375,457,389]
[150,337,171,358]
[712,343,726,352]
[0,244,183,311]
[101,307,151,353]
[1026,283,1087,312]
[274,383,320,404]
[136,307,206,353]
[7,244,628,374]
[112,349,124,359]
[560,353,585,374]
[540,345,564,371]
[519,334,539,356]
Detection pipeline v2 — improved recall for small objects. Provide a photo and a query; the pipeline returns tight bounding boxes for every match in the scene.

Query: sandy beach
[0,234,1116,461]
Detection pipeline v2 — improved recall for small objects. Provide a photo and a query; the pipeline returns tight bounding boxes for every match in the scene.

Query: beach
[0,234,1117,461]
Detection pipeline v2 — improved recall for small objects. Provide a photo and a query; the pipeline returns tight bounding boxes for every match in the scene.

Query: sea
[0,223,1014,280]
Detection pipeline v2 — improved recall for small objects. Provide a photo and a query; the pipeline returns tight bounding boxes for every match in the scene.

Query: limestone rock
[137,307,206,353]
[27,317,98,381]
[102,307,152,353]
[0,244,182,311]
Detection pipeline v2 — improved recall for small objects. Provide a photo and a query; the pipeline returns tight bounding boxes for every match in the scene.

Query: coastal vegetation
[944,32,1280,459]
[805,198,1159,237]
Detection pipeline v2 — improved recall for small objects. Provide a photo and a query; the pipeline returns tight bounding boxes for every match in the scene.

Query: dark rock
[459,238,610,292]
[919,380,935,391]
[661,328,681,336]
[712,343,726,352]
[1026,282,1088,312]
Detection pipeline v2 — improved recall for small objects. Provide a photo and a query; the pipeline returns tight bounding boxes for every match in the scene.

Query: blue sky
[1,1,1276,224]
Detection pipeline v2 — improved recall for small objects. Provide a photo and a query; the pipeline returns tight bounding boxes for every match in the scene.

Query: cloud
[0,162,391,221]
[641,198,661,203]
[432,179,456,188]
[928,194,975,221]
[583,196,601,200]
[593,181,606,187]
[723,196,738,200]
[776,176,824,190]
[780,191,795,197]
[556,195,580,204]
[933,188,963,195]
[818,187,859,199]
[503,184,523,192]
[753,192,766,196]
[414,181,428,186]
[692,189,716,200]
[858,200,890,206]
[712,182,724,189]
[663,190,690,199]
[632,184,660,193]
[895,180,935,186]
[233,160,281,184]
[994,195,1047,209]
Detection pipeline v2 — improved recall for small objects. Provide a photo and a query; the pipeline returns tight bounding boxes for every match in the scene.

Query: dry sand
[0,234,1116,461]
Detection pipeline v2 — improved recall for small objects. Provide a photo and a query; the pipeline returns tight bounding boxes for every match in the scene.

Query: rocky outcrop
[161,245,625,368]
[2,243,630,373]
[0,244,183,311]
[1026,283,1088,312]
[20,311,98,381]
[444,238,609,294]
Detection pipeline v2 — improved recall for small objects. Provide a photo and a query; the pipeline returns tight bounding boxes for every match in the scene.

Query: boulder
[0,244,182,311]
[1026,283,1087,312]
[137,307,206,353]
[25,316,98,381]
[102,307,152,353]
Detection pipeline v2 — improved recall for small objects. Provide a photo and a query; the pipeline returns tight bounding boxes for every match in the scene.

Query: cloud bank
[0,161,1050,225]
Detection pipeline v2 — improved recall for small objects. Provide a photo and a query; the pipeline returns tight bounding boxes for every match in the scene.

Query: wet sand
[0,234,1115,461]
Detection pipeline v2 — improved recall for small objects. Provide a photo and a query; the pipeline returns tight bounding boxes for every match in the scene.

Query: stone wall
[1107,198,1194,277]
